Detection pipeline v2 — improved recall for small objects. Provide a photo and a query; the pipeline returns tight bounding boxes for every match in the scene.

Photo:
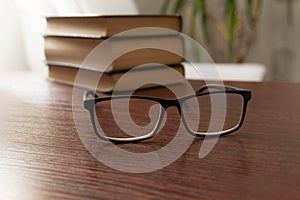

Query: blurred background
[0,0,299,82]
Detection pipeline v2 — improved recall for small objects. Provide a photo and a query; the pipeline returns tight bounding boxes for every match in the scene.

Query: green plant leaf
[247,0,253,23]
[195,0,204,8]
[173,0,187,14]
[160,0,172,14]
[287,0,294,26]
[195,0,210,43]
[189,4,199,40]
[189,4,202,61]
[226,0,237,60]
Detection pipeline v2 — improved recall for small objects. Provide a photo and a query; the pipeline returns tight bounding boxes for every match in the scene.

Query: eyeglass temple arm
[83,90,100,101]
[196,84,243,93]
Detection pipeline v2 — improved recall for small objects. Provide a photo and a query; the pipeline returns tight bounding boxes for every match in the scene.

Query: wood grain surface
[0,72,299,200]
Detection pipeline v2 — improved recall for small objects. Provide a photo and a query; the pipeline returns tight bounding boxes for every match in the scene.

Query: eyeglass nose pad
[176,104,183,117]
[135,105,166,141]
[153,106,167,134]
[84,90,99,101]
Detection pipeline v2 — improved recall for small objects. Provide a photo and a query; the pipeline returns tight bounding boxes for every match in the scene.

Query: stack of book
[44,15,185,92]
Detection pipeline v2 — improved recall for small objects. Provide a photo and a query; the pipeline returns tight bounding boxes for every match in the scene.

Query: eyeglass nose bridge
[160,99,182,114]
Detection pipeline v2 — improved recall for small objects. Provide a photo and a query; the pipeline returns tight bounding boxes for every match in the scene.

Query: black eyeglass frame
[83,84,251,143]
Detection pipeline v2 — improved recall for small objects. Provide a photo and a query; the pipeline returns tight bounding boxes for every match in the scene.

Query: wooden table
[0,72,299,199]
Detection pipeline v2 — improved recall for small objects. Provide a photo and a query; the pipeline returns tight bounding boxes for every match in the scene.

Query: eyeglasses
[83,84,251,143]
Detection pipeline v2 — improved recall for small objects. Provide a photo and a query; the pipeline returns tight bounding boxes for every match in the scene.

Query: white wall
[0,0,138,72]
[1,0,299,81]
[134,0,163,14]
[246,0,300,82]
[0,0,27,70]
[134,0,300,82]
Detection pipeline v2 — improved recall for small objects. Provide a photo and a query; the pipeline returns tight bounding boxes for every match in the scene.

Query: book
[46,15,182,38]
[44,35,184,73]
[48,64,185,92]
